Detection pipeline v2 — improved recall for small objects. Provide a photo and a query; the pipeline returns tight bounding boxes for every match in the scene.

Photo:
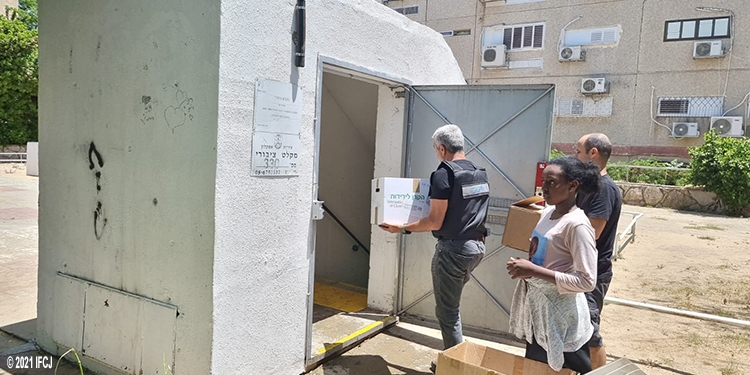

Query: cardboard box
[436,341,574,375]
[586,358,646,375]
[501,196,545,252]
[371,177,430,225]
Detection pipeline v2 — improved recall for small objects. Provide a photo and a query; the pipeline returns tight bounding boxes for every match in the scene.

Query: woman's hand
[507,257,538,279]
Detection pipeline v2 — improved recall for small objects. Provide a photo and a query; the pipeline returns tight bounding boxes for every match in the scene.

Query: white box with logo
[371,178,431,225]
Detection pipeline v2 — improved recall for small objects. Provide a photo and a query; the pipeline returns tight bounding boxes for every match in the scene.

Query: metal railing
[614,210,644,259]
[320,203,370,255]
[0,152,27,163]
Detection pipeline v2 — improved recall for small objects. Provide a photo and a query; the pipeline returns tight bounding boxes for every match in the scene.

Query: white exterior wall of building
[38,1,464,374]
[214,0,465,374]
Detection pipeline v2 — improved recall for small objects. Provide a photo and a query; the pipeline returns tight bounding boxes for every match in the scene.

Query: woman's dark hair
[549,156,602,195]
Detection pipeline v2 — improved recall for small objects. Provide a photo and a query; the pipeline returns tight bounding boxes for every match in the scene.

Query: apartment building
[1,0,17,12]
[382,0,749,160]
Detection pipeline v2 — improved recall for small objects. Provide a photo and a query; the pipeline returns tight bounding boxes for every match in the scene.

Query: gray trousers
[431,238,485,349]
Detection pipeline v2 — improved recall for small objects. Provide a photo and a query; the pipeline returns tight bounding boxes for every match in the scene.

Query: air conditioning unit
[559,46,585,62]
[671,122,700,138]
[693,40,724,59]
[481,45,507,68]
[581,77,608,95]
[710,116,744,137]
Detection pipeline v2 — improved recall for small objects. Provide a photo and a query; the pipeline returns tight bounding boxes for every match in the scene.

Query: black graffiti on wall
[88,142,104,170]
[88,142,107,240]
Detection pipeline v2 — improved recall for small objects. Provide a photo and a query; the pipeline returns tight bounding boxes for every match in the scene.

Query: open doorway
[315,71,376,291]
[309,71,380,358]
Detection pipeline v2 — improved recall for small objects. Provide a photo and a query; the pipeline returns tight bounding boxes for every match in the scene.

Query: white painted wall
[213,0,464,374]
[316,73,378,288]
[37,1,218,374]
[38,0,463,374]
[25,142,38,176]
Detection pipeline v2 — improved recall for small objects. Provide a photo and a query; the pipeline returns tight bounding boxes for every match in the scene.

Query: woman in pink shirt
[507,156,601,373]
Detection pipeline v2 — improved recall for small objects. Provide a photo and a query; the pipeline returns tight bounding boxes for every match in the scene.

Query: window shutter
[503,28,513,50]
[523,25,534,47]
[533,25,544,48]
[512,27,523,49]
[665,22,681,40]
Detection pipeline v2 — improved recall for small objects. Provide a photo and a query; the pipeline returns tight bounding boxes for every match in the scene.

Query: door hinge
[312,200,325,220]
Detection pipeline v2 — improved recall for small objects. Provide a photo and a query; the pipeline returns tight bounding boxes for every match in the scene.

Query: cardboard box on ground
[435,341,574,375]
[501,196,545,252]
[371,178,431,225]
[436,341,646,375]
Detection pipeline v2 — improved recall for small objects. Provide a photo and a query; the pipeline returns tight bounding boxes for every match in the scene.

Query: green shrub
[609,157,691,186]
[550,148,565,159]
[689,130,750,215]
[0,4,38,146]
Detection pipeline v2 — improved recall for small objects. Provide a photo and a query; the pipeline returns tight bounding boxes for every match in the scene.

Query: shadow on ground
[317,354,431,375]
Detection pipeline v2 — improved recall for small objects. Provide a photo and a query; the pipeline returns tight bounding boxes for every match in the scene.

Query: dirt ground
[602,205,750,375]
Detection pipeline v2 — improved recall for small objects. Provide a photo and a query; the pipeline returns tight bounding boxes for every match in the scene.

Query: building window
[440,29,471,37]
[664,17,730,41]
[564,27,619,46]
[484,23,545,51]
[657,97,724,117]
[392,5,419,15]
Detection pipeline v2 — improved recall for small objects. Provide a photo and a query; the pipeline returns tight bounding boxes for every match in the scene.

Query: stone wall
[0,145,27,155]
[617,182,750,217]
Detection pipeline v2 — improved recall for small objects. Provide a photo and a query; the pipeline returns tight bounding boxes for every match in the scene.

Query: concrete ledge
[306,315,398,371]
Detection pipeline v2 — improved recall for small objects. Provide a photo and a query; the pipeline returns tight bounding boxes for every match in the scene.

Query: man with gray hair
[574,133,622,369]
[380,124,490,362]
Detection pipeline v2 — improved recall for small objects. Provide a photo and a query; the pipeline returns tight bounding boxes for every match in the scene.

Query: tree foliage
[0,0,38,146]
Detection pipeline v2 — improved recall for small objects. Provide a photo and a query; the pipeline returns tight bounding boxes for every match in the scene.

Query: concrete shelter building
[36,1,468,374]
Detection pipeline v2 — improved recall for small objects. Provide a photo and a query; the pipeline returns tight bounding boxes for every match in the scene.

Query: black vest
[431,160,490,240]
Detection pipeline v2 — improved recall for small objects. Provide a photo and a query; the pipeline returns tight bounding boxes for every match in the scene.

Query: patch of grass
[720,333,750,350]
[685,333,707,347]
[697,236,716,241]
[711,308,738,319]
[719,363,740,375]
[718,264,731,270]
[684,224,726,231]
[675,300,697,311]
[674,286,701,297]
[657,264,665,269]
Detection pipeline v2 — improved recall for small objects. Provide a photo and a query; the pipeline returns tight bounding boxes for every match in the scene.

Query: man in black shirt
[380,124,490,356]
[574,133,622,369]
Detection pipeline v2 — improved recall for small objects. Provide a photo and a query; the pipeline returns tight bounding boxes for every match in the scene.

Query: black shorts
[585,276,612,348]
[525,335,592,374]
